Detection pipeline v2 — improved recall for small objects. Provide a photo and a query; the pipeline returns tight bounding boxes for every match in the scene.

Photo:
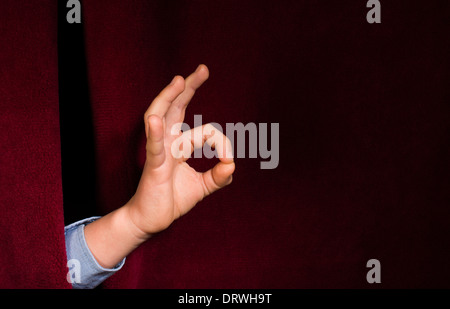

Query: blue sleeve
[64,217,126,289]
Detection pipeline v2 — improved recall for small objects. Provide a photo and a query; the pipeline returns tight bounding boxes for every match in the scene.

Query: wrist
[118,203,153,243]
[83,205,151,269]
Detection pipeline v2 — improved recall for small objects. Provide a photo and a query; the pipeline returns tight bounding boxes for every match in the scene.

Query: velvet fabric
[0,0,449,288]
[0,1,69,288]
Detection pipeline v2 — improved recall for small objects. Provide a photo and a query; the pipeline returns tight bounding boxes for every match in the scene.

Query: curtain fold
[0,0,69,288]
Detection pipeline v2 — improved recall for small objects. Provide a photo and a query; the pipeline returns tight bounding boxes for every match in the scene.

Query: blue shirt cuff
[64,216,125,289]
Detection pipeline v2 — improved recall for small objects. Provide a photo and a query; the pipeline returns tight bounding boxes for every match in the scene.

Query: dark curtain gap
[57,1,97,225]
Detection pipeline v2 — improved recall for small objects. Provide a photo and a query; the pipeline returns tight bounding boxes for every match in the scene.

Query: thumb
[201,161,235,196]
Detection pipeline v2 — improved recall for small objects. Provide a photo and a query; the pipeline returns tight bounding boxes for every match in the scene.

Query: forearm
[83,204,150,269]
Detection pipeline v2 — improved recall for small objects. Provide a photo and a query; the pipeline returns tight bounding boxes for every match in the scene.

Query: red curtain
[0,1,69,288]
[1,0,449,288]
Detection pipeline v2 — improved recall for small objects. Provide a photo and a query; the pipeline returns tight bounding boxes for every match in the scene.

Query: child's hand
[84,65,234,268]
[125,64,235,238]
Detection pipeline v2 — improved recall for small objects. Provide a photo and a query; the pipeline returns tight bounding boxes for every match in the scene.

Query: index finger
[144,75,185,137]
